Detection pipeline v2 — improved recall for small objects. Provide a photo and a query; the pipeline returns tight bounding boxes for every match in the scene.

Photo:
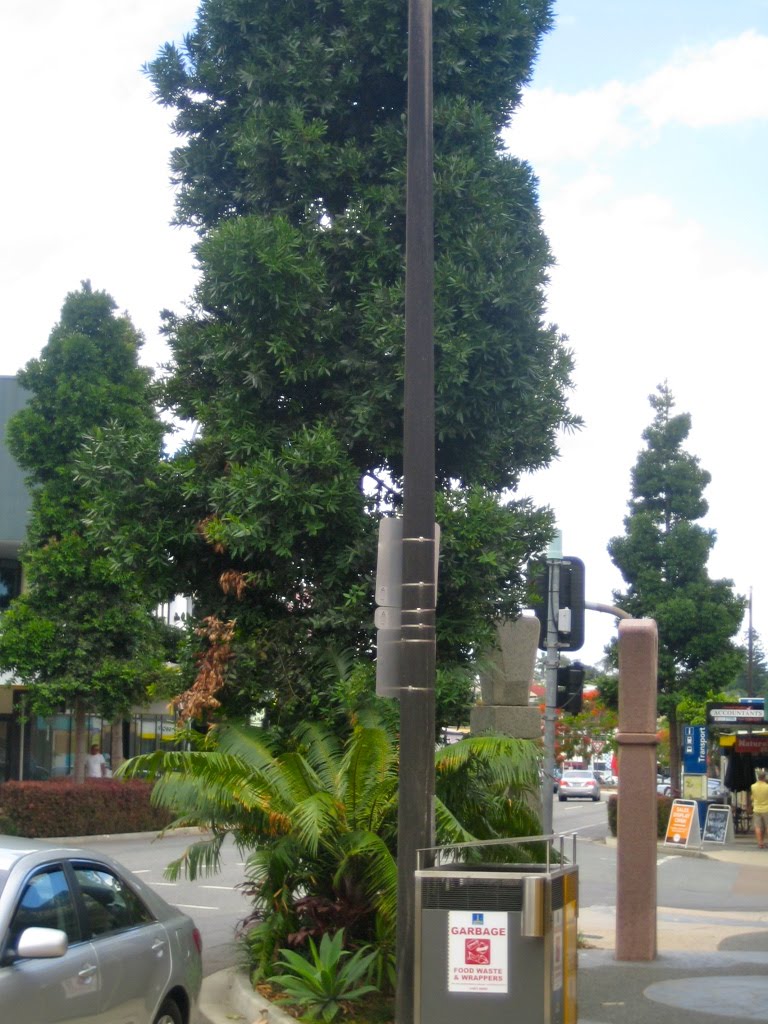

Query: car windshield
[564,771,593,779]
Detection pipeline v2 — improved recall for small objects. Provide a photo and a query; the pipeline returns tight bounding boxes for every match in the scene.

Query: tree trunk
[110,719,124,774]
[73,698,87,784]
[668,704,682,798]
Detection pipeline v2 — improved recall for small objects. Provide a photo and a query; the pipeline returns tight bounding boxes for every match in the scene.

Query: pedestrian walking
[750,768,768,848]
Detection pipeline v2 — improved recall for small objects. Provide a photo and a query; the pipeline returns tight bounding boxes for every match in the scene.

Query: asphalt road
[77,831,253,975]
[79,794,768,980]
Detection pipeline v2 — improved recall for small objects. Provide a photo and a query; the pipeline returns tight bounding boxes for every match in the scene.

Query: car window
[6,867,79,954]
[71,863,154,938]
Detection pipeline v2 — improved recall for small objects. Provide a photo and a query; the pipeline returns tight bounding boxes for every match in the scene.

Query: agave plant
[271,928,378,1022]
[118,707,542,979]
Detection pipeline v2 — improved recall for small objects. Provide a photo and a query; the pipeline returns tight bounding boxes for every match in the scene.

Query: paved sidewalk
[199,840,768,1024]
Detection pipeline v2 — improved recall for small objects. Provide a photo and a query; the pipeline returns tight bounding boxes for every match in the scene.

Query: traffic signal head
[531,556,585,652]
[556,662,585,714]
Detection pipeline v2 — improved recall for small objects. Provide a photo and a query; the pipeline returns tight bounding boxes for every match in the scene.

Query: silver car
[0,836,202,1023]
[557,769,601,802]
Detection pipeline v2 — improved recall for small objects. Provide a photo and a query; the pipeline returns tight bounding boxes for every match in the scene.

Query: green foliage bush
[607,794,673,839]
[0,780,173,838]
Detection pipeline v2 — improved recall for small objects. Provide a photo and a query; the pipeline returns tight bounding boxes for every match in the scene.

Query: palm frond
[334,831,398,933]
[291,791,346,856]
[342,724,396,827]
[435,734,541,791]
[217,721,278,768]
[163,833,225,880]
[433,797,479,848]
[291,720,343,793]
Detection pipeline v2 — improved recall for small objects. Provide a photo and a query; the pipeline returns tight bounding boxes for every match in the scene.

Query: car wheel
[558,795,566,802]
[593,794,600,802]
[154,999,182,1024]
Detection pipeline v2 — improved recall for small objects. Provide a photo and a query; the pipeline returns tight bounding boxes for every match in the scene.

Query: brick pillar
[616,618,658,961]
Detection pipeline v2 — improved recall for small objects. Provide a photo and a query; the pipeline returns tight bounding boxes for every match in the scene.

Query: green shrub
[0,780,173,837]
[607,793,673,839]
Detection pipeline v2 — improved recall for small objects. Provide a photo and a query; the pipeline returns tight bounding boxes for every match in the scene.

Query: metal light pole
[395,0,435,1018]
[541,559,560,837]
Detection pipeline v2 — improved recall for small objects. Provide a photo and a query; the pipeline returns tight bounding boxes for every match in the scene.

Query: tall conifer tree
[0,283,170,781]
[609,383,744,791]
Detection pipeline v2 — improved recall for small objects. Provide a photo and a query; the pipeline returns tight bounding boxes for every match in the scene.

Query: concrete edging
[200,967,297,1024]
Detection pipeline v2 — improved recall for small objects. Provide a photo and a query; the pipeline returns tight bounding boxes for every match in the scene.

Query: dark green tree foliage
[608,384,744,791]
[0,284,171,762]
[731,627,768,699]
[85,0,576,726]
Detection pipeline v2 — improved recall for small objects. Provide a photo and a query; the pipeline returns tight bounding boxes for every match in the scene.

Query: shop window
[0,559,22,612]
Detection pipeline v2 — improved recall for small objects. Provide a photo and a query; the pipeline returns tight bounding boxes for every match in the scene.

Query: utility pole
[748,587,754,698]
[395,0,435,1018]
[541,557,560,837]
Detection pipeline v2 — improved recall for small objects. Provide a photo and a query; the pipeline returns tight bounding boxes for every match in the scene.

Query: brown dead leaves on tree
[173,615,236,723]
[172,546,252,721]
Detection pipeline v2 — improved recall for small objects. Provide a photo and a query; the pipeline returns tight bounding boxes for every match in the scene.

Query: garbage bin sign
[448,911,508,993]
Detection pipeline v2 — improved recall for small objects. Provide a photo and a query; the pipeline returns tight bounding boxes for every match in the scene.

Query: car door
[70,861,171,1024]
[0,864,101,1023]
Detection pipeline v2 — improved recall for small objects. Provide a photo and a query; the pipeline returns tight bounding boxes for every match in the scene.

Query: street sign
[683,725,707,774]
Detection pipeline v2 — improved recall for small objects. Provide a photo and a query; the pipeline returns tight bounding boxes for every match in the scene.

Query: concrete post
[616,618,658,960]
[471,616,540,739]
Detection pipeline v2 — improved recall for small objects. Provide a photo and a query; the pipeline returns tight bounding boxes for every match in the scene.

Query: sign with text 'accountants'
[706,702,765,726]
[447,911,508,993]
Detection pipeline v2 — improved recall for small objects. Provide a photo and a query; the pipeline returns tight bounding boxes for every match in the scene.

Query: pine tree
[731,627,768,699]
[608,383,744,793]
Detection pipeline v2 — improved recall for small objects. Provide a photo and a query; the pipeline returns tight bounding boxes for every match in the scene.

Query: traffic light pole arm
[585,602,632,619]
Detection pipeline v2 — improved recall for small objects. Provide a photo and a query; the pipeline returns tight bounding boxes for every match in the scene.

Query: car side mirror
[14,927,69,960]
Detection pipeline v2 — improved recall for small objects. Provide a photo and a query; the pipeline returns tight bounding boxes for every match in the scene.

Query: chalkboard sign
[702,805,732,845]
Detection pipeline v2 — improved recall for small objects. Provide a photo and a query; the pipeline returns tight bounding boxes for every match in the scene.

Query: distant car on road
[657,775,672,796]
[0,835,202,1024]
[557,769,601,802]
[708,777,726,798]
[594,770,617,787]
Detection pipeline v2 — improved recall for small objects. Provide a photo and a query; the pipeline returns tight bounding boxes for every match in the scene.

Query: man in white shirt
[85,744,107,779]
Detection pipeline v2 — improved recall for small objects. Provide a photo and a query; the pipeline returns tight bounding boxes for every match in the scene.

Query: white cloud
[509,83,634,164]
[506,30,768,167]
[634,30,768,128]
[0,1,199,375]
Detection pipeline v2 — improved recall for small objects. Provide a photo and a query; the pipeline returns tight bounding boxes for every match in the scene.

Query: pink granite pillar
[615,618,658,961]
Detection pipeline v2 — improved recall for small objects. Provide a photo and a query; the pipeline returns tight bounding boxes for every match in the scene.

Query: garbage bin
[415,835,578,1024]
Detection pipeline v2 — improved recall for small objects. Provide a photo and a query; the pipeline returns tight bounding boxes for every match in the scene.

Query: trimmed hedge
[607,793,673,839]
[0,780,174,838]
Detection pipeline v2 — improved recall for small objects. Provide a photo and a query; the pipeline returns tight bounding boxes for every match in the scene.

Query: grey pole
[395,0,435,1019]
[541,560,560,836]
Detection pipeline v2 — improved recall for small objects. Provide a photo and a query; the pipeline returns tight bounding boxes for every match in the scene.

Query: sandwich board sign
[702,804,734,845]
[664,799,701,848]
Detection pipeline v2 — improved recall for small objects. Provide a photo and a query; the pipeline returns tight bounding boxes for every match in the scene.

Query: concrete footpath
[199,840,768,1024]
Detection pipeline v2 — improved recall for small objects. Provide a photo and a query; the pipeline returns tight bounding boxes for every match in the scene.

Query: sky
[2,0,767,667]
